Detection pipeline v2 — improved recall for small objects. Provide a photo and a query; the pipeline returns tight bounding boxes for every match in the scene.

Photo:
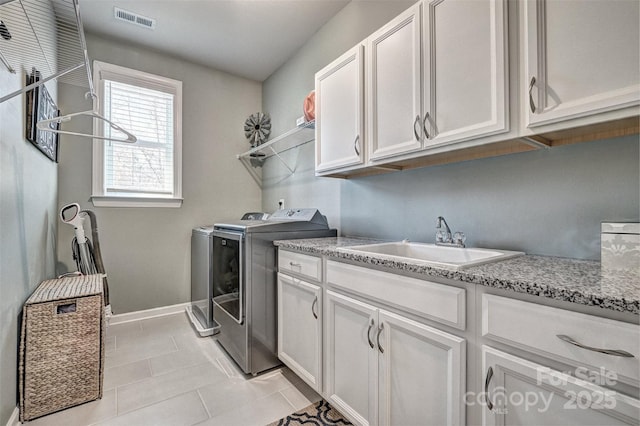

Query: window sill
[90,195,183,208]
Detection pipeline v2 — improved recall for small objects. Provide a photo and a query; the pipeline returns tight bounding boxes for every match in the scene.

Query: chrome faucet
[435,216,466,248]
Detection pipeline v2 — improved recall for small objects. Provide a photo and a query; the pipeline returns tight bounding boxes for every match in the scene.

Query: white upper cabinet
[314,0,640,177]
[315,45,365,172]
[523,0,640,128]
[423,0,509,147]
[367,4,423,161]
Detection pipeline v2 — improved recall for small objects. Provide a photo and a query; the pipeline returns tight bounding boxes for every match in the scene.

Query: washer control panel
[269,208,327,226]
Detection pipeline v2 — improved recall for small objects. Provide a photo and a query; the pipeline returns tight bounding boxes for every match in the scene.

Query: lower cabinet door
[277,273,322,391]
[325,290,378,426]
[377,310,466,426]
[482,345,640,426]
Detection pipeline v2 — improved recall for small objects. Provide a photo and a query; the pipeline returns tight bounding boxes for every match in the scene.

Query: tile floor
[26,312,321,426]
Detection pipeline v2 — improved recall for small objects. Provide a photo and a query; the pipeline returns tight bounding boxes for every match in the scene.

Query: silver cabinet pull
[289,261,301,268]
[556,335,635,358]
[367,318,375,349]
[353,135,360,156]
[376,322,384,353]
[422,112,430,140]
[485,366,494,411]
[413,115,421,141]
[311,296,318,319]
[528,76,536,113]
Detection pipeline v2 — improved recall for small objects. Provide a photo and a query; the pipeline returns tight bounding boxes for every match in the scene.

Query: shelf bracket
[235,120,314,186]
[268,145,295,174]
[238,156,263,189]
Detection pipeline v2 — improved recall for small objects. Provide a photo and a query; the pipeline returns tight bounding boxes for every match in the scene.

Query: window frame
[91,61,183,208]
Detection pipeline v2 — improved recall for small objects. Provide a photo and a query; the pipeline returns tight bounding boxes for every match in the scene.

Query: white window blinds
[103,80,175,196]
[92,61,182,208]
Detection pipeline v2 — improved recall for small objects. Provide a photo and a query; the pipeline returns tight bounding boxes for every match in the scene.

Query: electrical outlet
[278,199,285,209]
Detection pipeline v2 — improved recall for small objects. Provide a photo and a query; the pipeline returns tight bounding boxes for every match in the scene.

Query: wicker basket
[19,275,105,422]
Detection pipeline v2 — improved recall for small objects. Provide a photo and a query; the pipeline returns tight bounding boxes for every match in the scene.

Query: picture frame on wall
[25,68,60,163]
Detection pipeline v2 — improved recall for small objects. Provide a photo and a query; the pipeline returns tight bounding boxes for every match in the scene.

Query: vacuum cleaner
[60,203,112,319]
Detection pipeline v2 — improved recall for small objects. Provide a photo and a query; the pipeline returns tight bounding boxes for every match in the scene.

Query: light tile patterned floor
[26,312,321,426]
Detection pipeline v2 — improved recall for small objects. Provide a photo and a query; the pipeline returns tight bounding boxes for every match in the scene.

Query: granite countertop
[274,237,640,315]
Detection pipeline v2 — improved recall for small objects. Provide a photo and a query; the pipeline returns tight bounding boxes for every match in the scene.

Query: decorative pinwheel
[244,112,271,148]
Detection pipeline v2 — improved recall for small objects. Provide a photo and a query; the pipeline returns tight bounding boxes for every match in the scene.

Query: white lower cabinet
[377,309,466,426]
[277,273,322,392]
[325,289,466,426]
[277,249,640,426]
[482,345,640,425]
[325,290,378,426]
[482,294,640,385]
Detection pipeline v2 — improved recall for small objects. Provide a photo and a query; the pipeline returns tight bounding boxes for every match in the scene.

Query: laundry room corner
[55,33,263,314]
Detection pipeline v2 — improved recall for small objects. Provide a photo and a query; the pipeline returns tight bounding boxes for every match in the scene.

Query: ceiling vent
[114,7,156,30]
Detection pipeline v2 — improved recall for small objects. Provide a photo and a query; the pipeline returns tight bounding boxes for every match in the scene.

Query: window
[91,61,182,207]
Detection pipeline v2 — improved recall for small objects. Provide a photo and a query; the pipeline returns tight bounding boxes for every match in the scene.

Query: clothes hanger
[36,109,137,143]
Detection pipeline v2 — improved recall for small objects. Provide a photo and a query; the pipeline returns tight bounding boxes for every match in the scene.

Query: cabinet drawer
[482,294,640,385]
[326,260,465,330]
[278,250,322,282]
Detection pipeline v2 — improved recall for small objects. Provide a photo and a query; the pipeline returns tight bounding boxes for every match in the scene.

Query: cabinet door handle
[413,115,421,142]
[528,76,537,113]
[376,322,384,353]
[311,296,318,319]
[289,261,301,268]
[485,366,494,411]
[556,334,635,358]
[367,318,375,349]
[422,112,430,140]
[353,135,360,156]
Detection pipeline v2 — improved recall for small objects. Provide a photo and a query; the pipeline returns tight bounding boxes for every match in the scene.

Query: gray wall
[0,25,58,426]
[262,2,640,260]
[57,33,263,314]
[262,1,415,229]
[341,136,639,259]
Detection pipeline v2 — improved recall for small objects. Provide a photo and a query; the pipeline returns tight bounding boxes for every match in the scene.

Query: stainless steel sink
[337,241,524,270]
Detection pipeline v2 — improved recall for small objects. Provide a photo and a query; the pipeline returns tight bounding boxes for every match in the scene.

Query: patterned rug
[269,400,352,426]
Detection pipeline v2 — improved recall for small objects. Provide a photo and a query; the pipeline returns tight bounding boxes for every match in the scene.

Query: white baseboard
[6,406,19,426]
[109,302,191,325]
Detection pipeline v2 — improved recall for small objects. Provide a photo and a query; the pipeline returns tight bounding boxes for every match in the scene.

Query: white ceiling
[78,0,351,81]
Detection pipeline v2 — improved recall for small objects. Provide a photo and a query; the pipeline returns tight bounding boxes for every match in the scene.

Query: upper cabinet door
[315,45,365,172]
[423,0,509,147]
[367,4,423,161]
[524,0,640,128]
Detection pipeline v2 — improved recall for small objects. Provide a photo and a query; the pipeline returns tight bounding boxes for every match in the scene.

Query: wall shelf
[0,0,93,103]
[237,120,315,175]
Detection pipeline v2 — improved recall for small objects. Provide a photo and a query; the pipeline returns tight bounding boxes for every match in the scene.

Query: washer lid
[241,212,269,220]
[268,208,327,224]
